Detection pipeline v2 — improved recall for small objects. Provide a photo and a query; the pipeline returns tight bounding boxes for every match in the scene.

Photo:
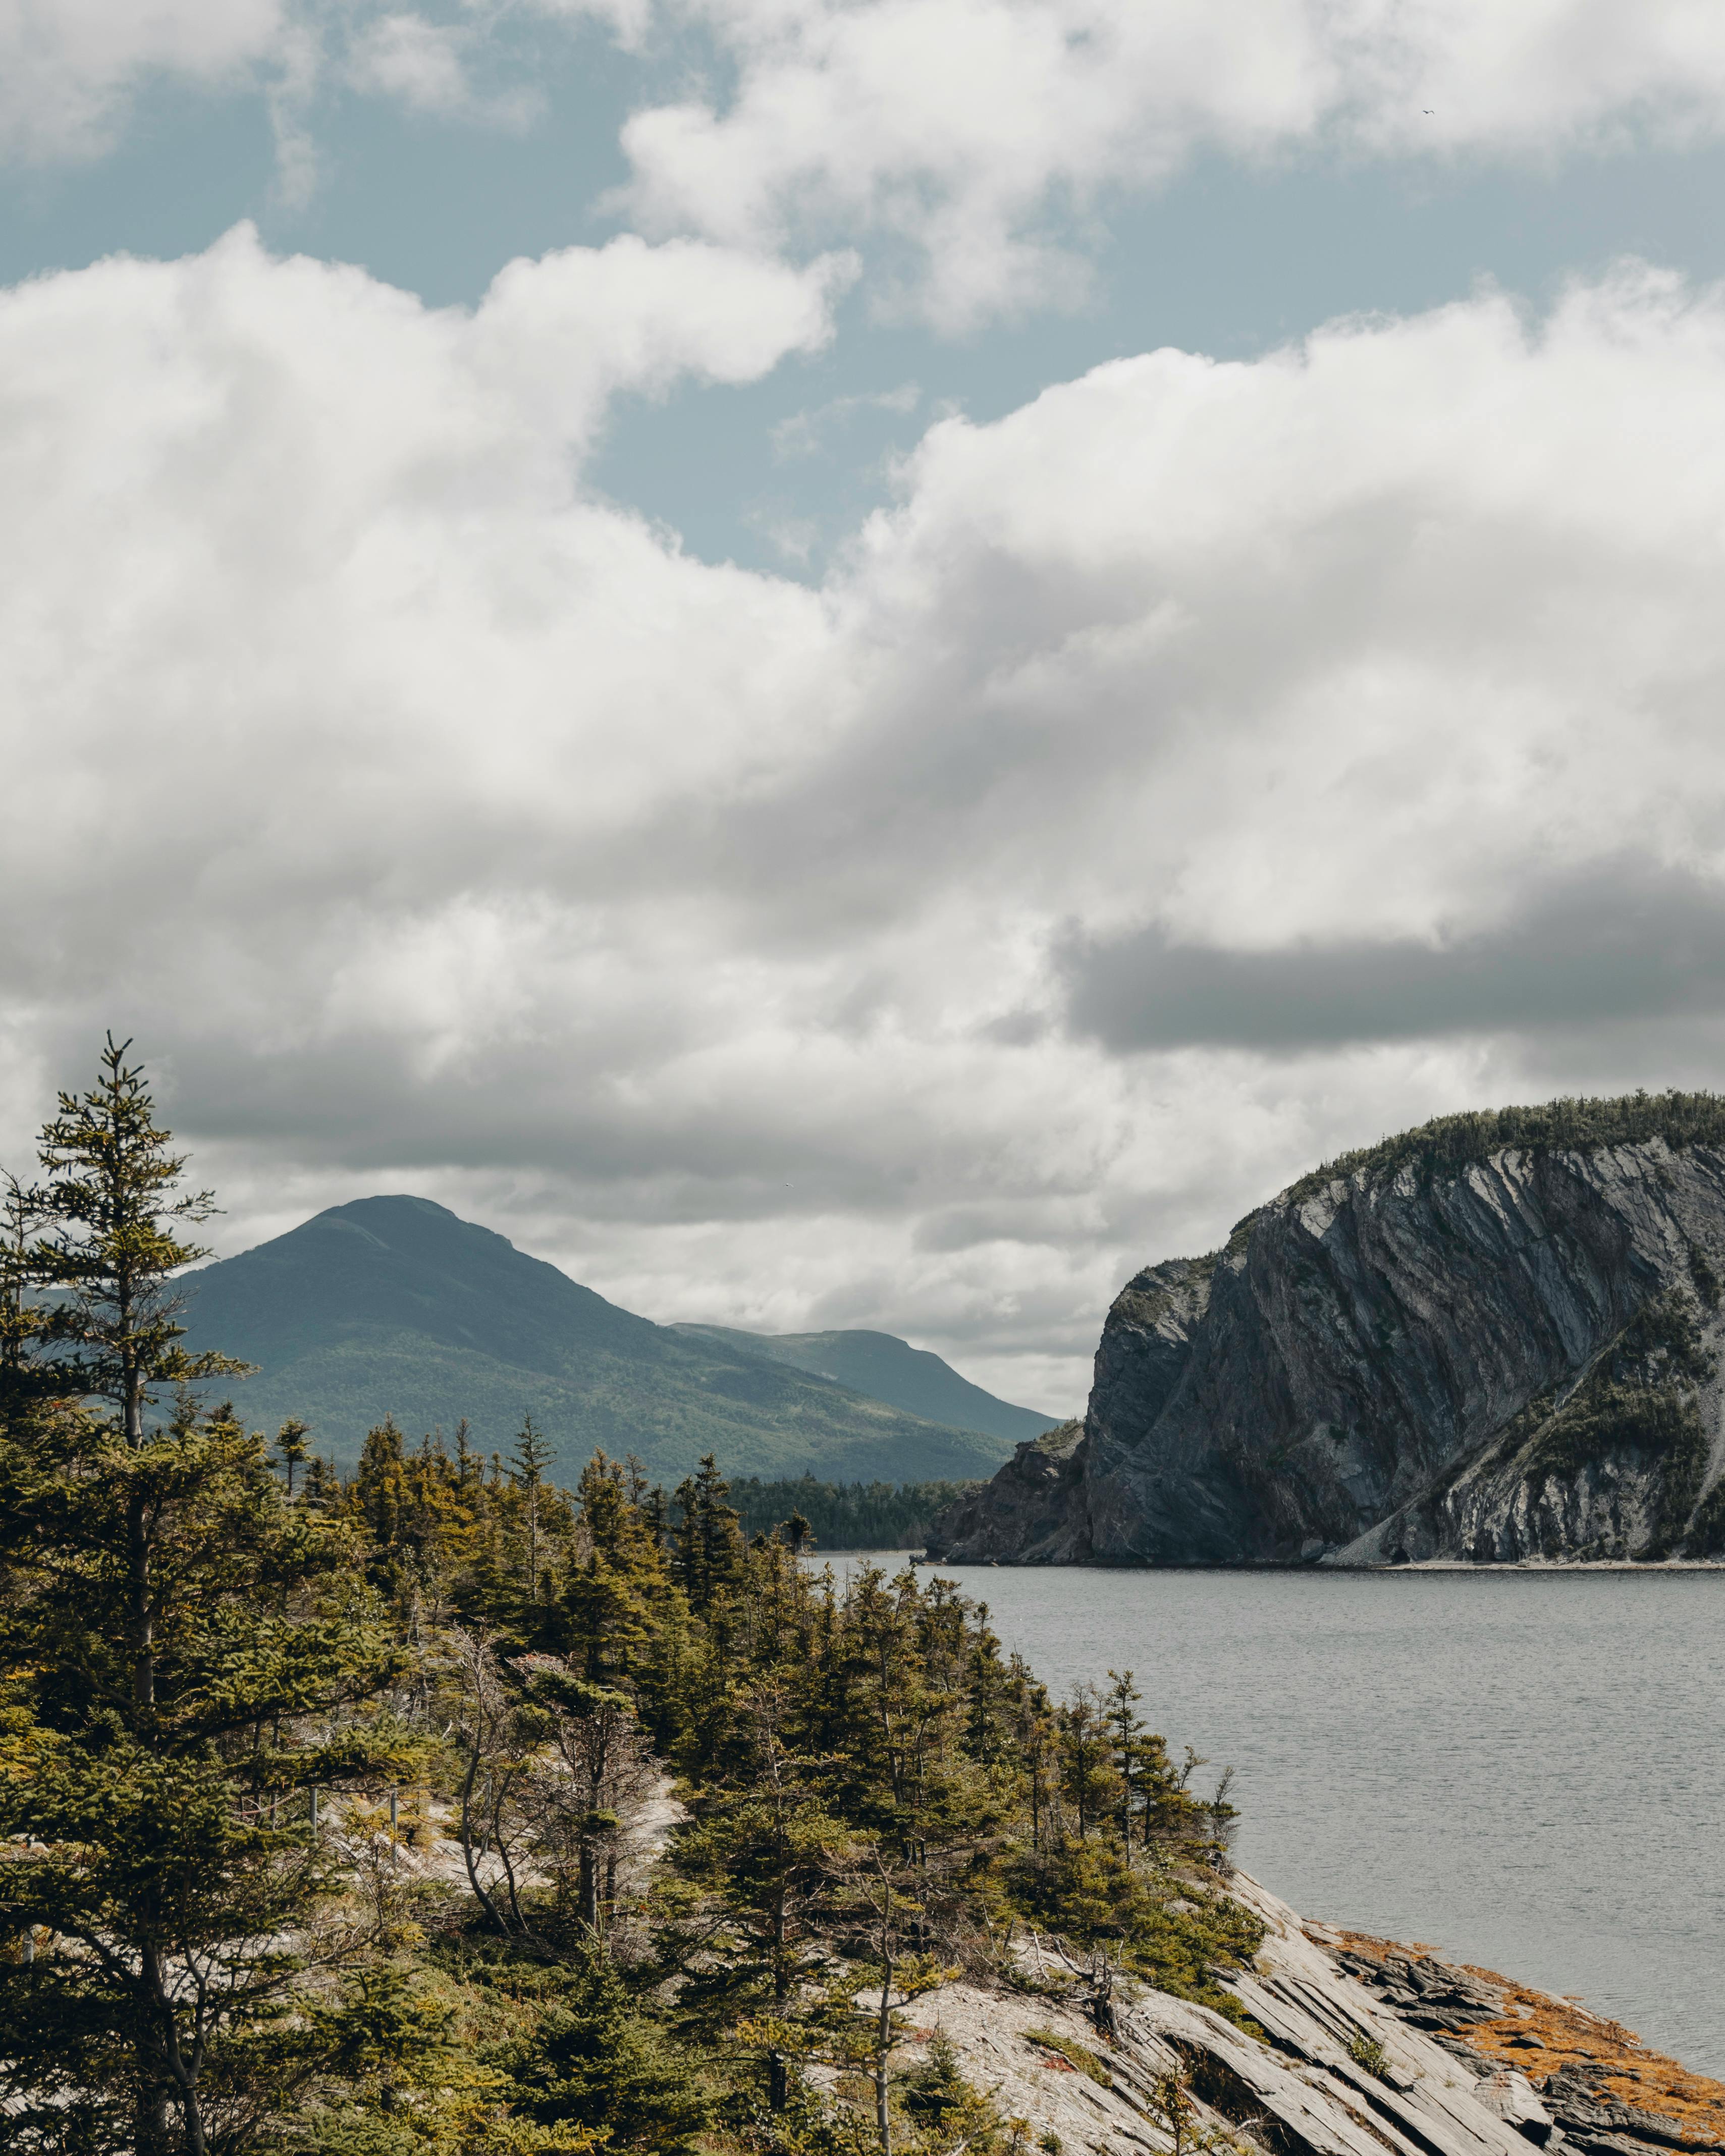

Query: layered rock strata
[928,1113,1725,1566]
[920,1873,1725,2156]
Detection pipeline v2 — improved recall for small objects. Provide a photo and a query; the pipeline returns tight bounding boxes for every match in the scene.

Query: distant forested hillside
[174,1196,1018,1486]
[669,1324,1054,1445]
[730,1473,983,1548]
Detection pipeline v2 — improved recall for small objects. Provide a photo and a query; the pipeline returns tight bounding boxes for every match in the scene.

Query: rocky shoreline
[923,1873,1724,2156]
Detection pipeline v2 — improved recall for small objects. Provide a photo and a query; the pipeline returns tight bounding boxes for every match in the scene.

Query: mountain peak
[178,1197,1018,1486]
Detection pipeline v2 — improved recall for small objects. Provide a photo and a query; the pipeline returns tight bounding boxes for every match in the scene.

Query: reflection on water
[823,1556,1725,2076]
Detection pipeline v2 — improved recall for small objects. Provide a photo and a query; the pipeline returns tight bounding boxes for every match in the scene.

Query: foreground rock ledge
[903,1873,1725,2156]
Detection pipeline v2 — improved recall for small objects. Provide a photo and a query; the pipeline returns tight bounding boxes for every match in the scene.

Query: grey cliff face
[921,1419,1088,1562]
[933,1131,1725,1566]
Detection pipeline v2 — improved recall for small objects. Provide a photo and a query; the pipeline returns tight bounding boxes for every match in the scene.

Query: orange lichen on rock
[1327,1929,1725,2141]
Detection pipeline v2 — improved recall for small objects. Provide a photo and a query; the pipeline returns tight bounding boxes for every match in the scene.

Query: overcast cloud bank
[5,223,1725,1406]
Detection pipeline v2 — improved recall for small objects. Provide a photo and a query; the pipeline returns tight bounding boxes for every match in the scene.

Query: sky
[6,2,1725,1416]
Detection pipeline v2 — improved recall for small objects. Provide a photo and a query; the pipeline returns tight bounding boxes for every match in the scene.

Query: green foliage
[1280,1088,1725,1211]
[1144,2062,1246,2156]
[26,1033,251,1440]
[1022,2028,1111,2085]
[483,1945,712,2152]
[729,1476,984,1550]
[1513,1292,1718,1555]
[901,2033,1014,2150]
[1346,2031,1391,2079]
[1528,1381,1703,1480]
[1,1043,1271,2156]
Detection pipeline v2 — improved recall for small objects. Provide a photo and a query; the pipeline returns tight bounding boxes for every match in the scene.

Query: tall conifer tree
[0,1044,414,2152]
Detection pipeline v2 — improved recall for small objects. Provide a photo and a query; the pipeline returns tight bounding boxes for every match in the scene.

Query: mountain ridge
[666,1322,1054,1445]
[176,1194,1019,1486]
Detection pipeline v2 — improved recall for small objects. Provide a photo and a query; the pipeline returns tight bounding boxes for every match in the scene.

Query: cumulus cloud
[0,0,570,170]
[17,1,1725,330]
[8,236,1725,1402]
[0,0,287,161]
[611,0,1725,325]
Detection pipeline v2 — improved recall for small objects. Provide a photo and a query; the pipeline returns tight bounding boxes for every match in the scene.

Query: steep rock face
[922,1420,1088,1562]
[934,1121,1725,1565]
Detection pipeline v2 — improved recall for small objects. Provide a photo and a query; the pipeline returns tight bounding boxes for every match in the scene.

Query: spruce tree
[512,1414,555,1601]
[0,1045,414,2152]
[274,1418,311,1499]
[27,1035,250,1444]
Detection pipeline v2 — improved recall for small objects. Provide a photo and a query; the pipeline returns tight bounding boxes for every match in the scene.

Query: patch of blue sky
[7,24,1725,580]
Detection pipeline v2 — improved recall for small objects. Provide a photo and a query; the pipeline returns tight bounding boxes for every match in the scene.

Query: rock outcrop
[927,1097,1725,1566]
[919,1872,1725,2156]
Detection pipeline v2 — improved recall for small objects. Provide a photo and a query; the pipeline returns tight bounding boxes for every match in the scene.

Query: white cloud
[610,0,1725,325]
[14,0,1725,327]
[345,13,476,117]
[8,236,1725,1404]
[771,382,920,460]
[0,0,287,161]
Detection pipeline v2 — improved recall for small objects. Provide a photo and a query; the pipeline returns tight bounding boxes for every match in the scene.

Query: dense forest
[0,1043,1257,2155]
[728,1477,981,1550]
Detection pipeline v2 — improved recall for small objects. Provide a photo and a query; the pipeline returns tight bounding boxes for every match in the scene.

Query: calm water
[831,1560,1725,2077]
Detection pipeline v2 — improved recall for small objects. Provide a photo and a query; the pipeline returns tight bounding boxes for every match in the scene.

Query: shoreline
[1309,1917,1725,2147]
[909,1552,1725,1573]
[923,1871,1725,2156]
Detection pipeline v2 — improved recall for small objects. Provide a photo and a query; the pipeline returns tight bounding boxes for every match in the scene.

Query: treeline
[1282,1086,1725,1210]
[729,1475,981,1549]
[0,1042,1258,2156]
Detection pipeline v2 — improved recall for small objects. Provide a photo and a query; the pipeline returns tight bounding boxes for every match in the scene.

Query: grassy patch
[1023,2029,1112,2086]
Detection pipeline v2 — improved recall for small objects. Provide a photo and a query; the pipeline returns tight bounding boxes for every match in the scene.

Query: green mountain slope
[176,1195,1016,1485]
[668,1324,1055,1444]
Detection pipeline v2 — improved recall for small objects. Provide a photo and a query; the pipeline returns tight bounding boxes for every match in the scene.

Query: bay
[830,1558,1725,2076]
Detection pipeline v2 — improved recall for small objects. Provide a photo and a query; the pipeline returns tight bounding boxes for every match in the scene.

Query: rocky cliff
[927,1095,1725,1566]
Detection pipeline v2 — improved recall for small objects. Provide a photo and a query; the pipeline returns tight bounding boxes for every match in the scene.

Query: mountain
[928,1092,1725,1567]
[175,1195,1017,1485]
[665,1323,1055,1444]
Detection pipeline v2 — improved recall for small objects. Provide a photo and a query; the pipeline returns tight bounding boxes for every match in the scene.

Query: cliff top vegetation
[1271,1089,1725,1216]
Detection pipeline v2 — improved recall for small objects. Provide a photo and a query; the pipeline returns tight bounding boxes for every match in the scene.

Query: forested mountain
[668,1324,1054,1445]
[174,1195,1016,1484]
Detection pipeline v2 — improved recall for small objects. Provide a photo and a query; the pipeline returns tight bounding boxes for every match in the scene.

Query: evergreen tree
[512,1415,555,1601]
[0,1047,415,2152]
[0,1174,55,1421]
[0,1389,413,2151]
[489,1945,712,2153]
[672,1454,745,1617]
[26,1035,250,1443]
[275,1418,312,1499]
